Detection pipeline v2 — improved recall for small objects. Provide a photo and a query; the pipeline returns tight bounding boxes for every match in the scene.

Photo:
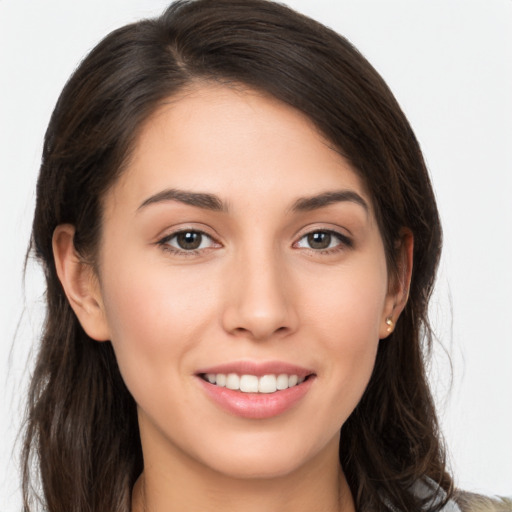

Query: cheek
[302,254,388,345]
[99,257,219,400]
[298,258,387,418]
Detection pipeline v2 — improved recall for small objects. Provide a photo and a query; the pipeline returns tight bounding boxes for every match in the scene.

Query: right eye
[158,230,219,254]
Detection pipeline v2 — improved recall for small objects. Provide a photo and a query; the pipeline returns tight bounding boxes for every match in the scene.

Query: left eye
[295,231,346,251]
[161,230,216,251]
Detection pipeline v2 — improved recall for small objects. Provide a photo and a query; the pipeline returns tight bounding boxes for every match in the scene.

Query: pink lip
[195,361,316,420]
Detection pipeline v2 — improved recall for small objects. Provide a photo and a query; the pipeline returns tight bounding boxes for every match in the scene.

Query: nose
[221,247,298,341]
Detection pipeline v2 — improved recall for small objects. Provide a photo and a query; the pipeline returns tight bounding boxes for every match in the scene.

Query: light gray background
[1,1,511,509]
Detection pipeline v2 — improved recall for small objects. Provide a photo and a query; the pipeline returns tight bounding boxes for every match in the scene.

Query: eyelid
[293,227,353,252]
[154,224,352,256]
[156,227,222,255]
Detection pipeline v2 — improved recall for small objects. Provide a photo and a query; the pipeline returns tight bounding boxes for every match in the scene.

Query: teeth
[226,373,240,390]
[203,373,306,393]
[276,374,289,390]
[258,374,276,393]
[240,374,259,393]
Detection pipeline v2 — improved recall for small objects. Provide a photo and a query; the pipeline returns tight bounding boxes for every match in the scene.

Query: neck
[131,437,355,512]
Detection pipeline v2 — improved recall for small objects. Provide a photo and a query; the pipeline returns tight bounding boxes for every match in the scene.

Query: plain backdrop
[1,0,511,509]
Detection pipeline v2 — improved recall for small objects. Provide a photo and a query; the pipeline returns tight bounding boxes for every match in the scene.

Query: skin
[53,85,412,512]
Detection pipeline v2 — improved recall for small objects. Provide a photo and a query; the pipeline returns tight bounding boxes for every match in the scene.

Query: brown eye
[160,230,217,253]
[306,232,332,250]
[295,230,351,252]
[176,231,203,250]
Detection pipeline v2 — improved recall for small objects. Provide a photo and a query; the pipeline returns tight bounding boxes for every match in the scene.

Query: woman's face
[90,85,399,479]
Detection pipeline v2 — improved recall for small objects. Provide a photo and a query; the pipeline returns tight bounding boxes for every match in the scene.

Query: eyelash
[156,228,352,256]
[157,229,220,257]
[294,230,353,254]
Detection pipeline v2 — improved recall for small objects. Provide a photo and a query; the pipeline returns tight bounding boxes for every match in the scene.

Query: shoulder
[409,479,511,512]
[455,491,512,512]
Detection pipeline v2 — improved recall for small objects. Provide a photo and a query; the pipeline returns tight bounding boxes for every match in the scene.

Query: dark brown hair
[23,1,450,511]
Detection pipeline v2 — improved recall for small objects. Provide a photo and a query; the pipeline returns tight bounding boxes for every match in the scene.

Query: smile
[200,373,307,393]
[197,363,316,419]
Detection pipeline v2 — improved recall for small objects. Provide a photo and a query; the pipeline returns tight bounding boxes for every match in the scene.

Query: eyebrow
[138,188,227,212]
[291,190,369,213]
[137,188,368,214]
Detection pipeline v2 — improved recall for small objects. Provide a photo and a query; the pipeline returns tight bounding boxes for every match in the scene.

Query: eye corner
[294,228,353,254]
[156,228,222,256]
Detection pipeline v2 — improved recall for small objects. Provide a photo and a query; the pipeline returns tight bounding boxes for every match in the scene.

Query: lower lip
[198,376,315,419]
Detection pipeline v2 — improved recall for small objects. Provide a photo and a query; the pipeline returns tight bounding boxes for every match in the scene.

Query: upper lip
[196,361,315,378]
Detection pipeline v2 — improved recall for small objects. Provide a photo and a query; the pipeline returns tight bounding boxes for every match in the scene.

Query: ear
[52,224,110,341]
[379,228,414,339]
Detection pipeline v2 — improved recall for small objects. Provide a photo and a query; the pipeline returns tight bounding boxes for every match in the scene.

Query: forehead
[107,84,372,215]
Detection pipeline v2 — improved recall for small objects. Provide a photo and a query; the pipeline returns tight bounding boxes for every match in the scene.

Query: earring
[385,317,394,333]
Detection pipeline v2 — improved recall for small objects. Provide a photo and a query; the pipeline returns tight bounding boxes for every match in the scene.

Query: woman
[20,1,510,511]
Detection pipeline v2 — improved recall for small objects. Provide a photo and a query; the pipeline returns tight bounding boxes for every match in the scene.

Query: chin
[191,429,339,481]
[205,452,312,480]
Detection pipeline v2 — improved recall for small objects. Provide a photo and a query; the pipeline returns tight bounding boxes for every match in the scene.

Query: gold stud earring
[385,317,394,333]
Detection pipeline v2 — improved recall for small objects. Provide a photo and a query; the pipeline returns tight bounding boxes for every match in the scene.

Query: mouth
[196,363,316,419]
[199,372,313,394]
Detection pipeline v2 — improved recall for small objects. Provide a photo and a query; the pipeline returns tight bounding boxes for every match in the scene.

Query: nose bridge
[222,236,297,340]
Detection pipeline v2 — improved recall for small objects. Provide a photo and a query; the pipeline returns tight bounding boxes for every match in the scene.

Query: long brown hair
[23,1,450,511]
